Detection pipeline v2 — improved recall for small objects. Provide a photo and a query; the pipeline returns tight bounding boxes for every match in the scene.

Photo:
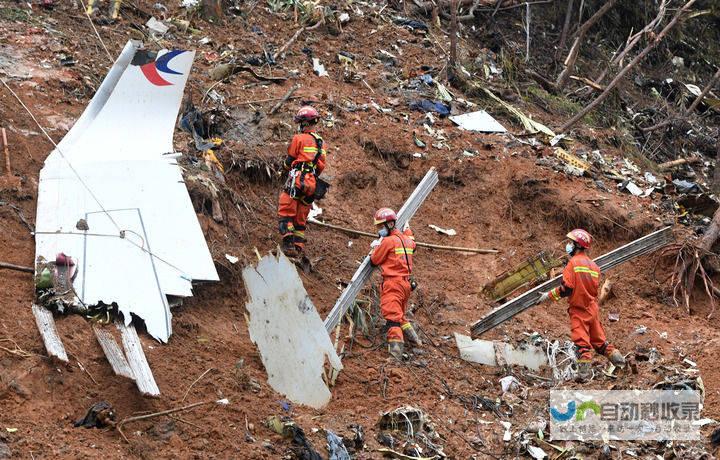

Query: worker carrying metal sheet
[277,106,329,257]
[369,208,422,360]
[537,229,626,381]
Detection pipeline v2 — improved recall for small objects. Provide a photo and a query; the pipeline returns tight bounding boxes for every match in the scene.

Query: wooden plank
[118,323,160,396]
[31,304,69,362]
[93,325,135,380]
[324,168,439,333]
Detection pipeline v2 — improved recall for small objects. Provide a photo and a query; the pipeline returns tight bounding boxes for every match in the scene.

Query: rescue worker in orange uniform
[277,106,328,256]
[369,208,422,359]
[538,229,625,381]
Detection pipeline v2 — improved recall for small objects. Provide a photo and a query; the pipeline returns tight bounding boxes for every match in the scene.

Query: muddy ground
[1,1,719,459]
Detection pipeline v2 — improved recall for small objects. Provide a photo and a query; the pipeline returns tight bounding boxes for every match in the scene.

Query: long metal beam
[324,168,439,333]
[469,226,673,338]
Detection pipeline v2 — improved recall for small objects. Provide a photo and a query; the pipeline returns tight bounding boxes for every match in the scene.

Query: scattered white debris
[693,418,717,427]
[225,254,239,264]
[428,224,457,236]
[308,203,323,221]
[644,172,659,184]
[370,101,392,114]
[242,251,342,409]
[500,421,512,442]
[338,12,350,23]
[198,37,212,45]
[635,325,648,335]
[608,312,620,322]
[619,180,643,196]
[312,58,329,77]
[181,0,200,7]
[378,49,397,60]
[527,445,547,460]
[550,134,566,147]
[683,358,697,367]
[436,82,453,102]
[449,110,507,133]
[499,376,521,393]
[216,398,230,405]
[146,17,169,36]
[454,333,548,371]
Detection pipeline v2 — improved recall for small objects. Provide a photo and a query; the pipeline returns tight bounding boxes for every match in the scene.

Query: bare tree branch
[559,0,698,133]
[641,67,720,132]
[595,0,668,84]
[556,0,575,60]
[556,0,618,90]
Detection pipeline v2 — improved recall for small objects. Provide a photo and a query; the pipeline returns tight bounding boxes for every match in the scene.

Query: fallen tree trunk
[559,0,698,133]
[658,157,702,171]
[268,84,300,115]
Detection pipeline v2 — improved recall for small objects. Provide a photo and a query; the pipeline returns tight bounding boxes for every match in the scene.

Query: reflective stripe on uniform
[574,266,599,277]
[394,248,414,255]
[550,288,561,300]
[401,323,413,330]
[303,147,318,152]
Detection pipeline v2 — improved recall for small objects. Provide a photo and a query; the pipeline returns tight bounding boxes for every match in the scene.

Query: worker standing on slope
[277,106,329,257]
[537,229,625,381]
[369,208,422,360]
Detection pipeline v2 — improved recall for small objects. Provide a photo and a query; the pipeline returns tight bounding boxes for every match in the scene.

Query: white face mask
[378,227,389,237]
[565,242,575,255]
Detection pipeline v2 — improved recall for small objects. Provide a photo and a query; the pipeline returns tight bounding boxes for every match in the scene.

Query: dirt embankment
[1,1,719,459]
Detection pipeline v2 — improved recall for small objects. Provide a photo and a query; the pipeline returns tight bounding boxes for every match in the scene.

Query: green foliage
[0,7,30,22]
[526,85,585,115]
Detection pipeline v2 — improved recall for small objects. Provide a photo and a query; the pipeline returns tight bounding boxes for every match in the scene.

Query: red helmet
[567,229,592,249]
[374,207,397,225]
[294,106,319,123]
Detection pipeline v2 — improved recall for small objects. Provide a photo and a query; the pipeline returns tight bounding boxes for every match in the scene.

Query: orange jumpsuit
[370,228,416,344]
[549,253,615,361]
[277,129,327,251]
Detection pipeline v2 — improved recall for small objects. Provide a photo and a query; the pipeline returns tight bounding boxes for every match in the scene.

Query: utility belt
[283,163,330,203]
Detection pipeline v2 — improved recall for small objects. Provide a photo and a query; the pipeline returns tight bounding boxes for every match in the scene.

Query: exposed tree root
[662,242,718,319]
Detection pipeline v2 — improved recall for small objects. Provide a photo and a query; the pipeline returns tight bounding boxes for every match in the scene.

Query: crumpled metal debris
[428,224,456,236]
[266,416,323,460]
[327,430,350,460]
[410,100,451,117]
[74,401,116,429]
[377,407,445,458]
